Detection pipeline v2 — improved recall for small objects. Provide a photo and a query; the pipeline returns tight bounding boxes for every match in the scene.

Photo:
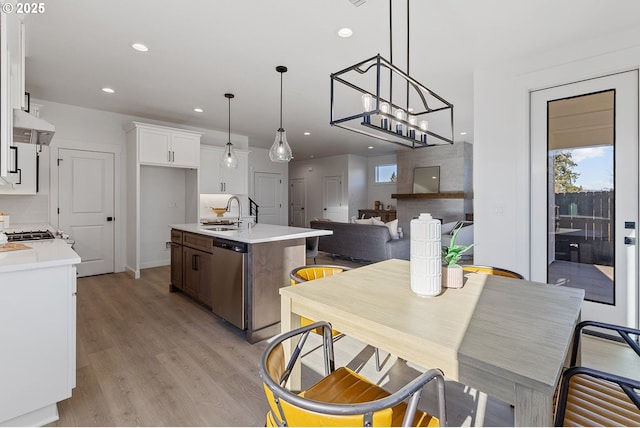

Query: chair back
[290,265,351,285]
[554,320,640,426]
[554,367,640,426]
[259,322,445,427]
[462,265,523,279]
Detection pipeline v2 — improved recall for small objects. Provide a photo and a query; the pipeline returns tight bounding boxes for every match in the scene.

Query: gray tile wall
[396,142,473,237]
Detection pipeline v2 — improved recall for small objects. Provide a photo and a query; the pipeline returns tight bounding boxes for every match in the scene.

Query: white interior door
[531,70,639,328]
[323,175,344,222]
[290,178,306,227]
[253,172,282,225]
[58,149,115,277]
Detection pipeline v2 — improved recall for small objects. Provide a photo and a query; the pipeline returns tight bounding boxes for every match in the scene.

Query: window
[375,164,397,183]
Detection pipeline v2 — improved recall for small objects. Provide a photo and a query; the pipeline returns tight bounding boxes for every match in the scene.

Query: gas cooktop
[6,230,56,242]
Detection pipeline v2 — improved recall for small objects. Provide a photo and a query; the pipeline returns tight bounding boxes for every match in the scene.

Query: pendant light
[269,66,293,162]
[221,93,239,168]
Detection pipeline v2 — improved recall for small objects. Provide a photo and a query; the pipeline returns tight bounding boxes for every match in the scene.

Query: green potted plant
[441,224,475,288]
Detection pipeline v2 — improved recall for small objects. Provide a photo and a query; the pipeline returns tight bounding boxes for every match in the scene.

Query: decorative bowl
[210,207,227,217]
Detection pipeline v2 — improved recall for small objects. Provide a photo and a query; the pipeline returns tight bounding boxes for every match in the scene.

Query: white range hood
[13,108,55,145]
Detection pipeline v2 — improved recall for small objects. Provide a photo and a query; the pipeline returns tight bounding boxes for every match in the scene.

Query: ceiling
[24,0,640,160]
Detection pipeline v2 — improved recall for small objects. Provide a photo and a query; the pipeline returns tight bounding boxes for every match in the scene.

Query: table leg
[280,295,302,391]
[514,384,553,427]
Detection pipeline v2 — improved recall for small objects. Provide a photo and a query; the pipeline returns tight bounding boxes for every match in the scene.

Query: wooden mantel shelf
[391,192,466,200]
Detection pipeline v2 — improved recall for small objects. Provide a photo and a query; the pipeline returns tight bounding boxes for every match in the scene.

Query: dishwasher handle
[214,238,248,253]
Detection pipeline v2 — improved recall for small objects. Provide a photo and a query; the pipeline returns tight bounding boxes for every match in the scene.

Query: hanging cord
[280,70,283,131]
[406,0,410,112]
[389,0,393,107]
[228,96,231,143]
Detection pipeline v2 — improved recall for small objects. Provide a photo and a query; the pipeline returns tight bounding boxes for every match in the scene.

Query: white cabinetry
[126,122,202,278]
[0,262,77,426]
[200,145,249,194]
[0,13,12,178]
[137,122,200,168]
[0,143,38,194]
[1,13,26,178]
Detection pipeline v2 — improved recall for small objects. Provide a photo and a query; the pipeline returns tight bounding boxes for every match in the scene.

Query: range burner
[6,230,56,242]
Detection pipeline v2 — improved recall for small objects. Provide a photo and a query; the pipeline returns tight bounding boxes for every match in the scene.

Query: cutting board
[0,243,32,252]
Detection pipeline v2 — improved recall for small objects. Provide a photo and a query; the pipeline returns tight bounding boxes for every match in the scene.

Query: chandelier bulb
[379,102,390,130]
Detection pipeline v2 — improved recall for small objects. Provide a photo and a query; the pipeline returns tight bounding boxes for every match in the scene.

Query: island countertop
[170,223,332,244]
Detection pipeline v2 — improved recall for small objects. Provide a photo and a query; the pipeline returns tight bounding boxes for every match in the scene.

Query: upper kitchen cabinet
[8,14,25,111]
[133,122,201,168]
[200,145,249,195]
[1,13,26,178]
[0,143,39,195]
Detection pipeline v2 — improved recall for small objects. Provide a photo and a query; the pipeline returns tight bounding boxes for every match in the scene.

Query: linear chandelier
[330,0,454,148]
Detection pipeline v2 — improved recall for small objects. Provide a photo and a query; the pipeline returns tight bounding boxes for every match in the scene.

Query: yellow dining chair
[259,321,447,427]
[289,265,386,371]
[461,265,524,279]
[554,320,640,426]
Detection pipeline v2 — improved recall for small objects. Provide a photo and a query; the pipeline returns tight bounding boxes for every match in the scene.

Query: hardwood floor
[51,262,638,427]
[53,267,269,426]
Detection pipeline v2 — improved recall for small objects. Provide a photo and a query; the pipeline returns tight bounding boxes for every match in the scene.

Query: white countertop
[170,223,332,244]
[0,239,81,273]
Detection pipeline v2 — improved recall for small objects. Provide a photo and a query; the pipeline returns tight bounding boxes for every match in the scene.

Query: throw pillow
[354,218,373,225]
[386,219,399,239]
[371,218,399,239]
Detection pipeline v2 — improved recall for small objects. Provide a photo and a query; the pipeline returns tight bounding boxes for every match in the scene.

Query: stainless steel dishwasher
[212,238,247,329]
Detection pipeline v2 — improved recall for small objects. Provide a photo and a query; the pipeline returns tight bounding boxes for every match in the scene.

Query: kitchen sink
[202,226,237,231]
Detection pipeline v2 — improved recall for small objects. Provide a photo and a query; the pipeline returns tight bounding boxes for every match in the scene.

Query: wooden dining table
[279,259,584,426]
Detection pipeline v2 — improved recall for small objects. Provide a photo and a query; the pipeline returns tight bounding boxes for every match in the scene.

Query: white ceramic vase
[410,213,441,297]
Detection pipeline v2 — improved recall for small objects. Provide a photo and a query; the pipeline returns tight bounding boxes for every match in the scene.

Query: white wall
[139,165,187,268]
[289,155,351,224]
[474,27,640,278]
[3,99,250,273]
[366,154,397,211]
[347,155,367,220]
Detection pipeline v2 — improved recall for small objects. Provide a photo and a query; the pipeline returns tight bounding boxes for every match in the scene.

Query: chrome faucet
[226,195,243,225]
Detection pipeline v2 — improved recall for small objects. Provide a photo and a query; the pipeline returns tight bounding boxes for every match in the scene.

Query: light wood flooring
[50,258,639,427]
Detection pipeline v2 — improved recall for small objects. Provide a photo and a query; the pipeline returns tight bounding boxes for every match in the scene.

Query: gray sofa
[310,220,409,262]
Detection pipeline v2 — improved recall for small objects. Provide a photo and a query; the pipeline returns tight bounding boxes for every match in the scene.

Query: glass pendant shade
[269,128,293,162]
[270,66,293,162]
[221,142,239,168]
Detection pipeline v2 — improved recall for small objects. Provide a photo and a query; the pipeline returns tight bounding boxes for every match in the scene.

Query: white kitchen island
[0,239,80,426]
[170,223,331,343]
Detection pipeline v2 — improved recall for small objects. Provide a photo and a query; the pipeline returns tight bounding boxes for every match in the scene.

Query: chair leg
[374,347,383,372]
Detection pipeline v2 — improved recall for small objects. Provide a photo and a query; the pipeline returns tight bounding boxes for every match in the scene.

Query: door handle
[324,208,327,211]
[192,254,198,270]
[15,168,21,185]
[107,216,114,221]
[301,207,304,210]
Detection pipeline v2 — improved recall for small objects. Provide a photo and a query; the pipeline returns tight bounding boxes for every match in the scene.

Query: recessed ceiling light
[309,154,315,158]
[193,108,204,113]
[460,131,467,135]
[367,146,374,149]
[131,42,149,52]
[303,132,310,136]
[101,87,115,94]
[338,27,353,38]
